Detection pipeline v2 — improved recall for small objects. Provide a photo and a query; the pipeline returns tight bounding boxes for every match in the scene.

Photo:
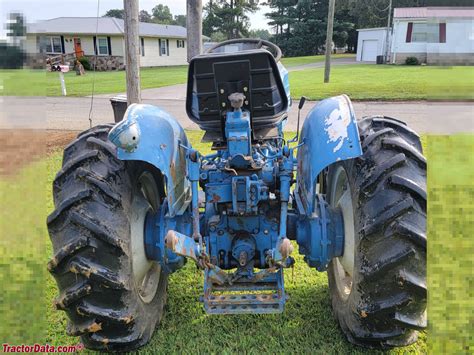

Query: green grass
[0,160,47,343]
[289,64,474,101]
[0,66,187,97]
[427,135,474,354]
[1,132,473,353]
[2,63,472,101]
[281,54,355,67]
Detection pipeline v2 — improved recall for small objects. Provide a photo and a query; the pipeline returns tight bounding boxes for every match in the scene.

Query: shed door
[361,40,378,61]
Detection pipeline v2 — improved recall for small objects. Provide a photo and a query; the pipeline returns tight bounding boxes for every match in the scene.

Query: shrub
[405,56,420,65]
[78,56,91,71]
[0,43,25,69]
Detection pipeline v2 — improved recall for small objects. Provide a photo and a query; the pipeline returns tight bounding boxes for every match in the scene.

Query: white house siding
[139,37,187,67]
[25,34,124,56]
[356,28,388,62]
[25,35,37,54]
[391,18,474,64]
[110,36,124,57]
[25,34,187,68]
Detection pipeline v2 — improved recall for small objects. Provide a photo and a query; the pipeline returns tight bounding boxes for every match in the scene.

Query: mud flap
[109,104,191,216]
[296,95,362,213]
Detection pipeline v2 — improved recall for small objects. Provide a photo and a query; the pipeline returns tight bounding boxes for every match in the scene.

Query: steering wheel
[205,38,282,62]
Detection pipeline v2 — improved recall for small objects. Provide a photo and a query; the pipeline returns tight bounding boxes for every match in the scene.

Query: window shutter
[107,36,112,55]
[406,22,413,43]
[166,39,169,56]
[159,39,162,56]
[93,36,97,55]
[439,23,446,43]
[60,35,65,54]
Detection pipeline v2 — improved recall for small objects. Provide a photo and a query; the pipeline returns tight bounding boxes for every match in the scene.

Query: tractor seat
[186,49,289,144]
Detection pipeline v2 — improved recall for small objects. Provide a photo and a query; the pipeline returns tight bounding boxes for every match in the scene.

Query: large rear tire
[326,116,427,348]
[47,124,167,351]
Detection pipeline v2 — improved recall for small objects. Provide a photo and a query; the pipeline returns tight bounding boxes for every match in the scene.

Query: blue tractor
[48,39,426,350]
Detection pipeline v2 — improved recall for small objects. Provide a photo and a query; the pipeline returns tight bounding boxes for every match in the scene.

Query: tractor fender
[296,95,362,213]
[109,104,191,217]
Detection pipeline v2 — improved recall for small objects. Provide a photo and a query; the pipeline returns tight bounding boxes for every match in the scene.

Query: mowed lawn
[2,131,472,353]
[289,64,474,101]
[281,53,355,67]
[2,63,472,101]
[0,66,188,97]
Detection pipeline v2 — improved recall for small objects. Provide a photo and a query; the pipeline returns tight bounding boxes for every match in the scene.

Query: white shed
[356,28,389,62]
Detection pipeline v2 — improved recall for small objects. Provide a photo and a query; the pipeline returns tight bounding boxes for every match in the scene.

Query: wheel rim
[130,171,161,304]
[329,166,355,300]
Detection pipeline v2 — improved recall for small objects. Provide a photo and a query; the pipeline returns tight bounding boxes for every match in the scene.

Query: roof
[27,17,187,38]
[357,27,388,32]
[394,7,474,19]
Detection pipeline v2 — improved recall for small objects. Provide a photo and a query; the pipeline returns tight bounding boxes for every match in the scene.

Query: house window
[140,37,145,56]
[410,23,443,43]
[97,37,109,55]
[426,23,442,43]
[46,36,62,53]
[177,40,185,48]
[159,39,168,56]
[411,23,427,42]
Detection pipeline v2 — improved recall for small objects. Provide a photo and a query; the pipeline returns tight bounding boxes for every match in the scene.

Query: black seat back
[186,49,288,143]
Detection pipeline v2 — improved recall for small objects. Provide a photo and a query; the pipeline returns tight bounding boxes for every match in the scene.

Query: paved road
[1,94,472,134]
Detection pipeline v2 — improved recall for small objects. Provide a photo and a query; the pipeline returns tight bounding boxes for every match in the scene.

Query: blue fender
[296,95,362,213]
[109,104,191,217]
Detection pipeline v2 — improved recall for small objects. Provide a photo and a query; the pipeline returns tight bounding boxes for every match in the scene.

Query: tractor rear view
[47,39,426,350]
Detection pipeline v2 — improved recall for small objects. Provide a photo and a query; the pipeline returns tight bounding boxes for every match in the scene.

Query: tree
[203,1,221,37]
[7,13,26,38]
[210,31,227,42]
[265,0,329,57]
[152,4,173,24]
[249,28,271,40]
[203,0,260,39]
[103,9,125,19]
[265,0,297,36]
[173,14,187,27]
[139,10,152,23]
[0,42,26,69]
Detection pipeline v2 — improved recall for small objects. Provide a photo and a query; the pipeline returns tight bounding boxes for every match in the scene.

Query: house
[356,7,474,65]
[26,17,189,70]
[391,7,474,65]
[356,27,388,62]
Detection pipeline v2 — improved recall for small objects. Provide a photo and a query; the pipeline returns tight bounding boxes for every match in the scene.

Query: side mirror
[298,96,307,110]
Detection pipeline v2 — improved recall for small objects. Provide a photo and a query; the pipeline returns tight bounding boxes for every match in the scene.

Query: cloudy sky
[0,0,271,33]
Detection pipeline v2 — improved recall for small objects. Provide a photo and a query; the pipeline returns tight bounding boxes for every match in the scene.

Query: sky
[0,0,271,36]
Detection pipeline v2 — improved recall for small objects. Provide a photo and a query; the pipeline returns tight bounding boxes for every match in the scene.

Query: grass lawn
[2,130,470,353]
[281,53,355,67]
[0,66,188,97]
[289,64,474,101]
[2,62,472,101]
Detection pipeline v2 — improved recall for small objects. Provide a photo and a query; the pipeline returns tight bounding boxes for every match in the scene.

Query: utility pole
[384,0,393,63]
[123,0,141,105]
[324,0,336,83]
[186,0,203,62]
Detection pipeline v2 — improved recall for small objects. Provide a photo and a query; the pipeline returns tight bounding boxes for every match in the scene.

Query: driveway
[1,92,472,135]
